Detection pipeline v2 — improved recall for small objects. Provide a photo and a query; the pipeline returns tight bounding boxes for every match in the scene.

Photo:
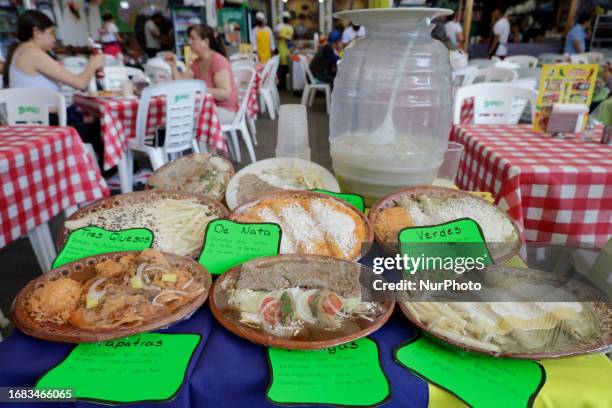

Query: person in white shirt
[341,22,365,46]
[144,13,164,58]
[99,13,122,57]
[489,5,510,58]
[444,16,464,49]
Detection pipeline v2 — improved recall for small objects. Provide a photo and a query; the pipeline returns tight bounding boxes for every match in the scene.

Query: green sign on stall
[311,189,366,212]
[395,334,545,408]
[267,338,390,406]
[36,333,201,404]
[52,227,154,269]
[198,219,281,275]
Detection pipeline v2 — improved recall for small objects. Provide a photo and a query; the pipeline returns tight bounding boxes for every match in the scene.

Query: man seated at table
[164,24,239,123]
[309,31,342,87]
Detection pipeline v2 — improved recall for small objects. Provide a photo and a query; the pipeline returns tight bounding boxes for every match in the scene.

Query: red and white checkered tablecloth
[0,126,109,248]
[451,124,612,246]
[73,93,225,171]
[241,65,264,119]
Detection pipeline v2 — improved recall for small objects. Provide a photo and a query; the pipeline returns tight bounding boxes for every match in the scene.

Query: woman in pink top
[165,24,239,120]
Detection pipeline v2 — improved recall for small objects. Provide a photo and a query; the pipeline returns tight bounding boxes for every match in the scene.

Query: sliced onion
[152,289,188,306]
[88,277,107,300]
[294,289,317,324]
[181,275,194,290]
[145,266,170,274]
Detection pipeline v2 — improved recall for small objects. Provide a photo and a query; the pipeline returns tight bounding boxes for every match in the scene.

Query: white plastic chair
[121,80,206,192]
[232,64,258,145]
[300,58,331,114]
[259,55,280,120]
[453,83,537,125]
[0,87,67,126]
[494,60,521,69]
[569,54,590,64]
[515,67,542,80]
[464,67,518,85]
[538,53,567,65]
[0,88,71,271]
[576,52,604,64]
[104,54,124,67]
[144,58,173,84]
[504,55,539,68]
[467,58,495,68]
[220,67,257,163]
[102,66,148,91]
[452,65,478,87]
[61,56,88,70]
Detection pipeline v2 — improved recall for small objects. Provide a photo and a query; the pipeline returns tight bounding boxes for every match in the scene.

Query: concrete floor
[0,90,331,338]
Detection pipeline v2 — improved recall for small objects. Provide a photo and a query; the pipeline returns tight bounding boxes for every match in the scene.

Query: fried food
[27,278,82,325]
[375,206,414,241]
[25,250,206,332]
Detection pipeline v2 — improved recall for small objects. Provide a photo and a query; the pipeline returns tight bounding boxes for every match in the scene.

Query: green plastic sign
[398,218,493,274]
[311,189,366,212]
[267,338,390,406]
[394,334,545,408]
[36,333,201,404]
[198,219,281,275]
[52,227,154,269]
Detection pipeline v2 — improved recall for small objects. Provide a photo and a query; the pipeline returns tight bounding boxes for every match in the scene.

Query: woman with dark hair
[2,10,105,167]
[164,24,238,121]
[3,10,103,90]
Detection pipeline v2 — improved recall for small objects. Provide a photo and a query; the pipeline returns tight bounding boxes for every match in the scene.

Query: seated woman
[164,24,239,123]
[2,10,105,165]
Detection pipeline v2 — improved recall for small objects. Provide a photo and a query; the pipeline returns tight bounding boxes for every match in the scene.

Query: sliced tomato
[322,292,343,315]
[260,297,281,325]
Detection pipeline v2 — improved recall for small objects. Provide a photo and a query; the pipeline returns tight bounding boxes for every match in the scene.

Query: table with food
[0,7,610,408]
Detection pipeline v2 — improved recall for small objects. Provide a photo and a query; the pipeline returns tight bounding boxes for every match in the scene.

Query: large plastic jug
[330,8,453,205]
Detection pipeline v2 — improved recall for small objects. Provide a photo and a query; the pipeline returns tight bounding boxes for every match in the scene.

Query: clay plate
[229,190,373,261]
[369,186,521,264]
[58,190,229,258]
[146,153,235,202]
[11,251,212,343]
[209,254,395,350]
[398,267,611,359]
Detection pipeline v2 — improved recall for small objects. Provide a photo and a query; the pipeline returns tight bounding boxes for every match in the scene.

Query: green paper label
[36,333,201,404]
[19,105,40,114]
[52,227,154,269]
[198,219,281,275]
[394,334,545,408]
[267,338,391,407]
[312,189,366,212]
[398,218,493,274]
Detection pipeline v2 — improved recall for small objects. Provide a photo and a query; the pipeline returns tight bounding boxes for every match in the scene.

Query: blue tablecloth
[0,307,428,408]
[0,245,429,407]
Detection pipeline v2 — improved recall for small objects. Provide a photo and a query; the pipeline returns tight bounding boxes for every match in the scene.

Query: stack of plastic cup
[433,142,465,188]
[275,104,311,161]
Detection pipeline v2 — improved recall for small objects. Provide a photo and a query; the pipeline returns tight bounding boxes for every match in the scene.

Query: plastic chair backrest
[504,55,538,68]
[0,87,66,126]
[569,54,589,64]
[299,58,318,85]
[135,80,206,154]
[262,55,280,88]
[467,58,495,68]
[230,67,256,126]
[515,67,542,80]
[144,58,172,84]
[453,83,537,125]
[464,67,518,85]
[102,66,148,91]
[494,60,521,69]
[62,56,88,70]
[577,52,603,64]
[538,53,566,65]
[104,54,123,67]
[452,65,478,87]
